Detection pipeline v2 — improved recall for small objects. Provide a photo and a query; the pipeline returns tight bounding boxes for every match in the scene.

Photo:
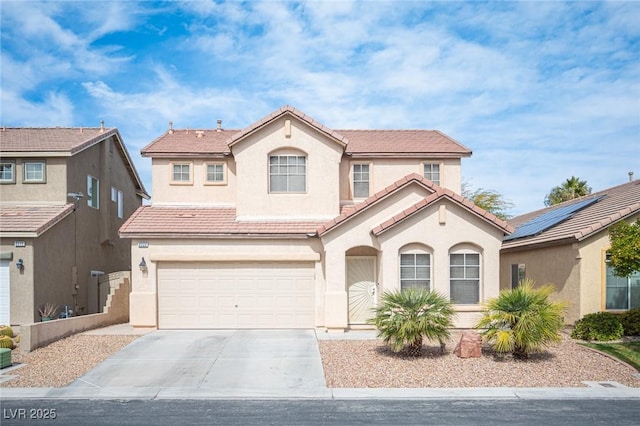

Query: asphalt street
[1,399,639,426]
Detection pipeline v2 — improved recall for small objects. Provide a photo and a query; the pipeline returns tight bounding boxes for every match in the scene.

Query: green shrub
[0,335,14,349]
[571,312,624,341]
[620,308,640,336]
[0,325,13,338]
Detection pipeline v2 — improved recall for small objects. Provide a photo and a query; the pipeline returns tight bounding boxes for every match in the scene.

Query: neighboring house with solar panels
[0,126,149,325]
[120,105,514,330]
[500,178,640,323]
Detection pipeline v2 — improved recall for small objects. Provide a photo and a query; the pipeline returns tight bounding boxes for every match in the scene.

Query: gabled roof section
[503,180,640,250]
[371,188,514,236]
[0,204,75,237]
[341,130,472,158]
[119,206,326,238]
[0,127,118,155]
[0,127,149,199]
[141,129,237,157]
[227,105,349,148]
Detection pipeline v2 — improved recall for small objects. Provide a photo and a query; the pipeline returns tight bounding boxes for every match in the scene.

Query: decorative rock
[454,331,482,358]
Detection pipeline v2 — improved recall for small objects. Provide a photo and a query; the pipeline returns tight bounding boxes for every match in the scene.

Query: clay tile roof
[227,105,348,147]
[0,204,75,236]
[141,106,471,158]
[0,127,118,155]
[141,129,237,157]
[340,129,471,157]
[370,187,513,236]
[119,206,326,238]
[503,179,640,249]
[317,173,439,236]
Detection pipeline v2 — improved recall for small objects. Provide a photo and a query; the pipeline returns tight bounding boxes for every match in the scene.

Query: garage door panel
[158,262,314,329]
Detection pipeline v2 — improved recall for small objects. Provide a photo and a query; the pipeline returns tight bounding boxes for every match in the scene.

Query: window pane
[401,266,415,279]
[450,254,465,265]
[450,266,465,279]
[415,254,430,266]
[354,182,369,198]
[451,280,479,304]
[289,175,305,192]
[270,175,287,192]
[466,254,480,265]
[467,266,480,279]
[415,266,430,279]
[400,254,414,266]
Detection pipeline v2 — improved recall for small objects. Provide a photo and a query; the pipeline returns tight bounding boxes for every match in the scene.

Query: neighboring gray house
[0,126,149,325]
[500,179,640,324]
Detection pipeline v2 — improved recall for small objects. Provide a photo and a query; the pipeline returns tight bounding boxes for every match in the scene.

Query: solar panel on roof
[504,196,604,241]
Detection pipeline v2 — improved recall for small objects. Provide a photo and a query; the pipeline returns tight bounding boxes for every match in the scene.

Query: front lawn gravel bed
[319,332,640,388]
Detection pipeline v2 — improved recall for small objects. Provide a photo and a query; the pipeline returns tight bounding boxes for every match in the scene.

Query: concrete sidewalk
[1,325,639,401]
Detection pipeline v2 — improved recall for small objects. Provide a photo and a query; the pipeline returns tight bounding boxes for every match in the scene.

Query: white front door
[347,256,377,324]
[0,260,10,325]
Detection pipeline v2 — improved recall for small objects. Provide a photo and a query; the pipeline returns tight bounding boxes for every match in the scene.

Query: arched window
[399,246,431,291]
[269,149,306,193]
[449,249,481,304]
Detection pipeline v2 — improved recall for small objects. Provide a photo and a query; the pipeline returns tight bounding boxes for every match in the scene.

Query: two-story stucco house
[120,106,512,330]
[0,126,149,325]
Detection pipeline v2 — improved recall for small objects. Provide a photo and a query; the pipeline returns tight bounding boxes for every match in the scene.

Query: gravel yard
[1,329,638,389]
[319,331,640,388]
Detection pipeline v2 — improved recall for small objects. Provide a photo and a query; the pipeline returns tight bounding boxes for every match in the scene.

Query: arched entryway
[346,246,379,325]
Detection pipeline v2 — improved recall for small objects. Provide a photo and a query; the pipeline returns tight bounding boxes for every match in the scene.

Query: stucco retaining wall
[19,272,130,352]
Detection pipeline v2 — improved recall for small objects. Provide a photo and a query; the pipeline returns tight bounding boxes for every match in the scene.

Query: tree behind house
[544,176,591,206]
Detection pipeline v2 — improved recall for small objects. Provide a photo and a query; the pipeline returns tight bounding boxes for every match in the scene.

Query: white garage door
[158,262,315,329]
[0,260,9,325]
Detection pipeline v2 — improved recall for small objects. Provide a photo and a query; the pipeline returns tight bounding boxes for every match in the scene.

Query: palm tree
[544,176,592,206]
[368,288,455,357]
[475,279,567,359]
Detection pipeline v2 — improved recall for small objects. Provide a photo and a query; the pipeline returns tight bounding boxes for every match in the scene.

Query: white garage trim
[157,261,315,329]
[150,253,320,262]
[0,260,10,325]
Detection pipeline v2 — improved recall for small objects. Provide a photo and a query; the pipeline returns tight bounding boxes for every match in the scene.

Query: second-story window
[23,161,46,183]
[353,164,370,198]
[205,163,225,184]
[170,163,193,185]
[0,162,15,183]
[87,175,99,209]
[423,163,440,186]
[269,155,306,193]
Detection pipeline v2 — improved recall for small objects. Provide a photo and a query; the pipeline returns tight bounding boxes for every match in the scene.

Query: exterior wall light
[16,259,24,271]
[139,257,148,272]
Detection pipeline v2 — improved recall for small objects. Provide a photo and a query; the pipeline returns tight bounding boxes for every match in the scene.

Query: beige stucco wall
[0,157,67,205]
[500,244,580,323]
[321,183,504,329]
[1,240,35,325]
[339,158,462,202]
[150,158,237,205]
[232,117,343,219]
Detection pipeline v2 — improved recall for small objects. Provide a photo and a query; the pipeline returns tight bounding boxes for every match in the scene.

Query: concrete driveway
[65,329,330,398]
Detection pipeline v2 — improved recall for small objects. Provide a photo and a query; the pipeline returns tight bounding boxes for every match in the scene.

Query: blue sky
[1,1,638,215]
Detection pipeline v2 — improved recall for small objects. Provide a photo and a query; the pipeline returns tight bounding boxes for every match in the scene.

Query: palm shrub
[367,288,455,357]
[476,279,567,359]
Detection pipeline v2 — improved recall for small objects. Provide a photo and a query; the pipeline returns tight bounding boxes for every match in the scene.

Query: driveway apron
[67,329,327,396]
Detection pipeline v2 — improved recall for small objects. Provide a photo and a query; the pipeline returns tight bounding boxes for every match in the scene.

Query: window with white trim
[205,163,225,184]
[23,161,46,183]
[111,187,124,219]
[353,164,370,198]
[450,252,480,304]
[0,162,15,183]
[424,163,440,185]
[269,155,306,193]
[400,252,431,291]
[87,175,99,209]
[171,163,192,184]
